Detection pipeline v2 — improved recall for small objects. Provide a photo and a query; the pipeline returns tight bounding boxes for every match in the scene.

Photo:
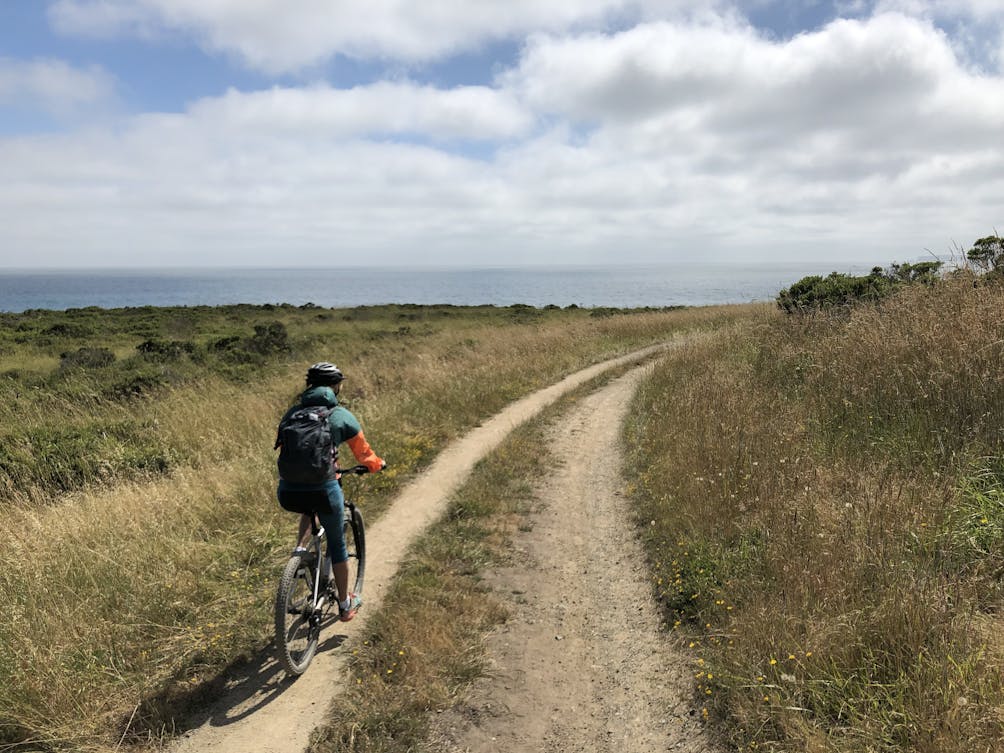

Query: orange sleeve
[346,431,384,473]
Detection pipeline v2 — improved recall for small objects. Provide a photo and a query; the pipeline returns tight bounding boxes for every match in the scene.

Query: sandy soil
[167,343,679,753]
[427,365,719,753]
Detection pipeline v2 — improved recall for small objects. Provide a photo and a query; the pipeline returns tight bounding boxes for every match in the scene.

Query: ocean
[0,264,858,313]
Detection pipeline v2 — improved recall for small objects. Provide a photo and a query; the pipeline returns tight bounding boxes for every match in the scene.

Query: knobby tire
[274,553,320,676]
[273,503,367,677]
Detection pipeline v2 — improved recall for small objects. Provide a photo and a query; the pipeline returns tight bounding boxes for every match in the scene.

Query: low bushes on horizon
[776,233,1003,314]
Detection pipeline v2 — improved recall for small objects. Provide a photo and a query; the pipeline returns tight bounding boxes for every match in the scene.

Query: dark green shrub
[241,322,290,356]
[209,335,240,352]
[777,261,944,314]
[886,261,943,285]
[43,322,93,338]
[136,339,196,361]
[107,372,168,399]
[966,234,1004,273]
[589,307,617,318]
[59,347,115,370]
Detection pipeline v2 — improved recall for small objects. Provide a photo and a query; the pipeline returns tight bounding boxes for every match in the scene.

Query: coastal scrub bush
[136,338,196,361]
[59,347,115,370]
[220,321,291,363]
[43,322,93,339]
[966,234,1004,275]
[776,261,942,313]
[776,269,895,312]
[106,369,170,399]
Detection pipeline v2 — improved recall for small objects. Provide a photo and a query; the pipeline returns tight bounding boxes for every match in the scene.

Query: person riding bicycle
[276,361,385,622]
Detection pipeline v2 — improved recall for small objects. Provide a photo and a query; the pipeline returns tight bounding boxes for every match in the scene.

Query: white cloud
[874,0,1004,20]
[186,83,534,141]
[47,0,726,73]
[867,0,1004,71]
[508,14,1004,159]
[3,8,1003,267]
[0,80,535,266]
[0,58,116,115]
[495,13,1004,254]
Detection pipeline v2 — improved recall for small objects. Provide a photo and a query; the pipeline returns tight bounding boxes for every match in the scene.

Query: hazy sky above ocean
[0,1,1001,269]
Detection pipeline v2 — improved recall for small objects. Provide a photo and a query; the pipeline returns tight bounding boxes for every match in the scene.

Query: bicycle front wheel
[274,552,320,675]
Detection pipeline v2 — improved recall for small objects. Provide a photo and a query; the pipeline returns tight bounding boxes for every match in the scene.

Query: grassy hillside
[624,279,1004,752]
[15,283,995,753]
[0,301,740,752]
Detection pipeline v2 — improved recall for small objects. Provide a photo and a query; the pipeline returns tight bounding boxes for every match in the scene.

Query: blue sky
[1,1,1002,267]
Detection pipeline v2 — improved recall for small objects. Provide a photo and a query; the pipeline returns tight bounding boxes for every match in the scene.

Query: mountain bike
[274,465,368,676]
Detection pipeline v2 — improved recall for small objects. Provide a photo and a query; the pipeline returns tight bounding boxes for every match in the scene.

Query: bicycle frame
[275,471,368,676]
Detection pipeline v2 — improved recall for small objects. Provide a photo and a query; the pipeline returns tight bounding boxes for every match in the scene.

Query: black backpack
[275,405,335,484]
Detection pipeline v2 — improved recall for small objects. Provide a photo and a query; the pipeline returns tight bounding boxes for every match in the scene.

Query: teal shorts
[277,478,348,564]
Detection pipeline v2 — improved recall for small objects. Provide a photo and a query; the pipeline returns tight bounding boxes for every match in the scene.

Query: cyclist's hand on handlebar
[341,462,386,475]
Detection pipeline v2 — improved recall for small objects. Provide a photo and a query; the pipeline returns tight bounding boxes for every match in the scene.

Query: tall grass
[625,282,1004,752]
[0,303,741,752]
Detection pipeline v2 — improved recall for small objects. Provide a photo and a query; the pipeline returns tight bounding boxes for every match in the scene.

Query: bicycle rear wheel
[345,502,366,596]
[274,551,321,675]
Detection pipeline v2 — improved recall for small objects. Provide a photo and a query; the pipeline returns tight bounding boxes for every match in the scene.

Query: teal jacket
[281,386,363,445]
[277,386,384,485]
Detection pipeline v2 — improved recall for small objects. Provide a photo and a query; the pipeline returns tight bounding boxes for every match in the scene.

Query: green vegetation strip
[624,280,1004,753]
[308,366,633,753]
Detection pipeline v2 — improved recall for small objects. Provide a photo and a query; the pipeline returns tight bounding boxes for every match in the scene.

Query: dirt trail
[429,365,717,753]
[168,344,676,753]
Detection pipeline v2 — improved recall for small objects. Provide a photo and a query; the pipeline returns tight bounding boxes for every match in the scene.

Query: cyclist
[276,361,385,622]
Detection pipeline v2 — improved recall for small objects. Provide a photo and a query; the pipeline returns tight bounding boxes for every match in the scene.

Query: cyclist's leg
[295,513,313,549]
[314,479,349,602]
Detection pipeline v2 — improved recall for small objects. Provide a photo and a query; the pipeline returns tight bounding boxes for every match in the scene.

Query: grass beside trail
[308,363,636,753]
[624,280,1004,752]
[0,302,743,752]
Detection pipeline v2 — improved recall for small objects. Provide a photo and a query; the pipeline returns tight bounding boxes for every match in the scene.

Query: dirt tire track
[167,344,675,753]
[428,365,718,753]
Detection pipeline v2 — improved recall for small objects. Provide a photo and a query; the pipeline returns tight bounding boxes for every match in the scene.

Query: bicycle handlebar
[339,464,369,475]
[338,464,379,476]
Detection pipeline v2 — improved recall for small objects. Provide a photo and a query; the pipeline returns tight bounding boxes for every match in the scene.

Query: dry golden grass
[624,280,1004,752]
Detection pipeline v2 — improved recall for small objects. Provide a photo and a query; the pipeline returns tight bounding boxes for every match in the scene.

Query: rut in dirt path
[430,366,719,753]
[166,344,675,753]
